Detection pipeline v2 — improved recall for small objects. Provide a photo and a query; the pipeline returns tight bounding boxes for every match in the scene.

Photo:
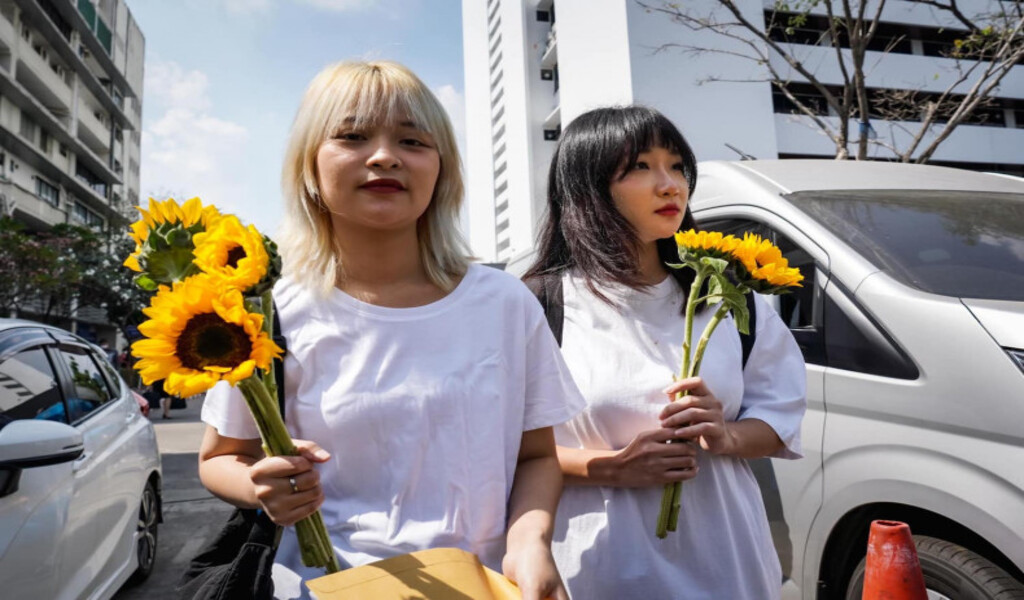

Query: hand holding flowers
[655,229,803,538]
[124,197,340,573]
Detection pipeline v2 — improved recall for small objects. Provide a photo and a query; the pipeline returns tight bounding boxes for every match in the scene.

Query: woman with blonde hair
[199,60,583,599]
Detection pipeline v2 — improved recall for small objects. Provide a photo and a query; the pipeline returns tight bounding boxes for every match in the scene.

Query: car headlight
[1007,348,1024,373]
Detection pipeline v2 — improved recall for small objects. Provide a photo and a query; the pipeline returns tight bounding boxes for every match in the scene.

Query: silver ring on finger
[289,476,299,494]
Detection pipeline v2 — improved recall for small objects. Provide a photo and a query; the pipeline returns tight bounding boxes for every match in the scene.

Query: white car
[690,160,1024,600]
[0,319,162,599]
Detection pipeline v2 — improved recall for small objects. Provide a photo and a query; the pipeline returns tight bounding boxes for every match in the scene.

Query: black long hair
[523,106,699,308]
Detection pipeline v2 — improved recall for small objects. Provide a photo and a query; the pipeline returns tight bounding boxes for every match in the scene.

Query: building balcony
[16,47,73,114]
[0,11,15,53]
[1,179,65,229]
[77,101,110,156]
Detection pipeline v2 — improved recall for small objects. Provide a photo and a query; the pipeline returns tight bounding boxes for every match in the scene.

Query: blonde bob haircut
[280,60,471,296]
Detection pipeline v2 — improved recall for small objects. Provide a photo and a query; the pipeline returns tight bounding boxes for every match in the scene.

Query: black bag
[170,396,187,410]
[176,305,288,600]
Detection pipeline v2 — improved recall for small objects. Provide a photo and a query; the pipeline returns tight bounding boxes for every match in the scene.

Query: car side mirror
[0,420,84,498]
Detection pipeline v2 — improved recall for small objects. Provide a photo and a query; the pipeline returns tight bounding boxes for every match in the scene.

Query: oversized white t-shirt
[551,272,806,600]
[202,264,585,600]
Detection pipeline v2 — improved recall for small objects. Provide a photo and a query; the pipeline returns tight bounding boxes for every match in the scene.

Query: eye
[401,138,430,148]
[673,162,686,171]
[336,131,365,141]
[633,161,649,170]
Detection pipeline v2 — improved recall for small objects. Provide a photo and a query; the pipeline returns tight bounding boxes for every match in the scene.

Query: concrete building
[0,0,144,336]
[462,0,1024,271]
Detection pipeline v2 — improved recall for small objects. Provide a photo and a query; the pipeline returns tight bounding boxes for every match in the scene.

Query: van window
[697,217,825,365]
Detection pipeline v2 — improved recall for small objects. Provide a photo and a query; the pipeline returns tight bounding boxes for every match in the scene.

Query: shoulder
[461,264,546,322]
[467,264,538,301]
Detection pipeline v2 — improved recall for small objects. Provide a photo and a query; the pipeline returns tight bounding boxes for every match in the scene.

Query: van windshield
[785,189,1024,301]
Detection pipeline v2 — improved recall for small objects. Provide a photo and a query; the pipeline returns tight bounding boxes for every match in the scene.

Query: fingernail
[314,449,330,459]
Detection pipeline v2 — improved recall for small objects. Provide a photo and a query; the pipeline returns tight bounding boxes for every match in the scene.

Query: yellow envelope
[306,547,522,600]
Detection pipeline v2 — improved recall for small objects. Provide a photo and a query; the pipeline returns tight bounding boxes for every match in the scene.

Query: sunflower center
[225,245,247,268]
[176,313,253,370]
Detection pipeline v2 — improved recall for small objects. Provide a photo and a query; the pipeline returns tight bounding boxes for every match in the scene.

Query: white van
[690,160,1024,600]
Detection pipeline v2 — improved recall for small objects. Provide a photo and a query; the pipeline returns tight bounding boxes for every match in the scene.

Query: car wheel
[126,481,159,585]
[845,535,1024,600]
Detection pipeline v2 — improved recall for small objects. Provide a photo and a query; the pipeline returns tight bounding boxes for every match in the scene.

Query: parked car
[0,319,162,599]
[690,160,1024,600]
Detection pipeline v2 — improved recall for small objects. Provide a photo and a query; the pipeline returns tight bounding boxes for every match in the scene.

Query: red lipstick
[361,178,405,192]
[655,204,680,216]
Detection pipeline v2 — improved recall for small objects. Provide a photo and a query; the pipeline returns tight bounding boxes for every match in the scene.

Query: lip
[654,204,680,216]
[361,178,406,192]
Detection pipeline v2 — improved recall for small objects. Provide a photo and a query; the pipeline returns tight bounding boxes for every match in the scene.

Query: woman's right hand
[248,439,331,526]
[604,428,699,488]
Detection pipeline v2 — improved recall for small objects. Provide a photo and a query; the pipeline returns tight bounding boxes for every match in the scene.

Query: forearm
[556,445,622,487]
[507,454,562,549]
[723,418,785,459]
[198,453,262,508]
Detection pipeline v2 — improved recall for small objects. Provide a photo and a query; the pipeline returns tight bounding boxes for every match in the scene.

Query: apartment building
[0,0,144,334]
[462,0,1024,270]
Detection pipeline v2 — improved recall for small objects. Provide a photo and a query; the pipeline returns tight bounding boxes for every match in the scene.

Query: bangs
[318,65,436,139]
[615,108,697,193]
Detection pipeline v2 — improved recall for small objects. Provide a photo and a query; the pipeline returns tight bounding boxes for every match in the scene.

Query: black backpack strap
[740,292,757,369]
[271,301,287,417]
[525,273,564,347]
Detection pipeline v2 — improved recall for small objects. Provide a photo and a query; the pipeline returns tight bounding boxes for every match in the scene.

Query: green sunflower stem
[237,377,340,573]
[260,290,279,405]
[656,268,705,538]
[688,304,730,379]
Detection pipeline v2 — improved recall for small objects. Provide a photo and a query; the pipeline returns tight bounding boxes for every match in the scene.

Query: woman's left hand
[502,541,569,600]
[660,376,737,456]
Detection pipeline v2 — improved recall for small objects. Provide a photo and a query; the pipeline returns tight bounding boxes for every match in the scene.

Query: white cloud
[140,60,261,227]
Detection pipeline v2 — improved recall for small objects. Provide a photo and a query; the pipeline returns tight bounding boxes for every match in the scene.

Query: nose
[366,138,401,170]
[656,169,680,198]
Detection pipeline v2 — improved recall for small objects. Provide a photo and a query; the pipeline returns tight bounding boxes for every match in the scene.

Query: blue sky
[124,0,465,237]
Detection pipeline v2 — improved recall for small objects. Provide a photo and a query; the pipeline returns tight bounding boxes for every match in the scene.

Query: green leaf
[700,256,730,274]
[134,273,158,291]
[732,303,751,335]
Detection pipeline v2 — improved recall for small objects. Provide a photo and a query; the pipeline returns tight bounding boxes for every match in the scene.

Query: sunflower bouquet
[655,229,803,539]
[124,197,340,573]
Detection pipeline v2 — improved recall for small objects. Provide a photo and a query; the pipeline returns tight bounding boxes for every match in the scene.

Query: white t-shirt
[551,272,806,600]
[202,264,585,600]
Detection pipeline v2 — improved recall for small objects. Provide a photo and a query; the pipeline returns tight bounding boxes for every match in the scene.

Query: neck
[636,241,669,286]
[332,221,427,288]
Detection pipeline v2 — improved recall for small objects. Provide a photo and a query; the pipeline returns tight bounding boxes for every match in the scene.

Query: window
[699,214,918,378]
[823,283,918,379]
[699,217,824,365]
[0,347,64,425]
[19,111,38,141]
[55,345,112,422]
[36,178,59,206]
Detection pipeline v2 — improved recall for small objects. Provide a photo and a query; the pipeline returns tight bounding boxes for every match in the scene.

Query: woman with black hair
[524,106,805,598]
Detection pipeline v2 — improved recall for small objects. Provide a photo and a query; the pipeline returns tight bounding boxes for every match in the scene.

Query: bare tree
[636,0,1024,162]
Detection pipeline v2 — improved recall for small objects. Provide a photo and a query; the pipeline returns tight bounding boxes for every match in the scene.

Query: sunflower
[131,275,282,397]
[730,232,803,290]
[124,197,221,272]
[192,215,270,293]
[674,229,741,257]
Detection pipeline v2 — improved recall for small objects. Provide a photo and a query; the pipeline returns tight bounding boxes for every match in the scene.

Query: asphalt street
[113,397,234,600]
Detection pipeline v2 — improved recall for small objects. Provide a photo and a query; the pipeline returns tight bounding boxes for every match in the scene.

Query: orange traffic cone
[862,520,927,600]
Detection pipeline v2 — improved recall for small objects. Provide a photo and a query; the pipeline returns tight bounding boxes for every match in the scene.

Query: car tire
[126,480,159,585]
[844,535,1024,600]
